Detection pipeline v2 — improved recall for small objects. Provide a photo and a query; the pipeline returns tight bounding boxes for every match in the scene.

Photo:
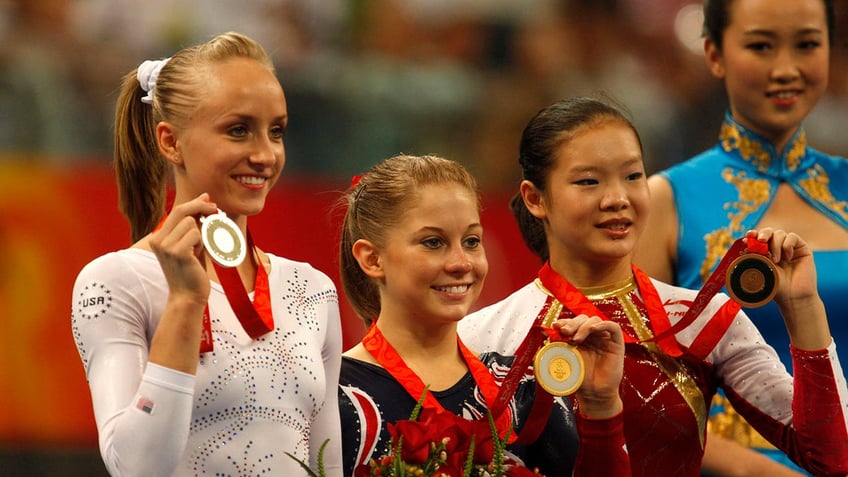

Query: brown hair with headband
[113,32,275,242]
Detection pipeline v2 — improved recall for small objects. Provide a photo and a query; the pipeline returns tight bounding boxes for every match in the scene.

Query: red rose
[506,465,542,476]
[353,463,373,477]
[420,409,498,469]
[387,419,433,464]
[466,419,496,464]
[419,410,474,468]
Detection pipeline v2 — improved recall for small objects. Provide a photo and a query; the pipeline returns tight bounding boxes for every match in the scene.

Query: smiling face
[706,0,829,149]
[166,57,288,221]
[523,119,647,280]
[373,182,487,326]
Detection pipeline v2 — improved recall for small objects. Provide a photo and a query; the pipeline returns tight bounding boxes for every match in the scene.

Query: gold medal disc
[725,253,779,308]
[534,341,585,397]
[200,210,246,268]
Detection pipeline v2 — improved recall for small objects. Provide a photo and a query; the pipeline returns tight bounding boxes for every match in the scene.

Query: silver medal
[200,209,246,268]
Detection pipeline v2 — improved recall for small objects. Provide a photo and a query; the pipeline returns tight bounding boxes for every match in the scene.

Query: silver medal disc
[200,210,246,268]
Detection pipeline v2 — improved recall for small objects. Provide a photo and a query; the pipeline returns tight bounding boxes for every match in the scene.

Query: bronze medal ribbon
[645,237,772,356]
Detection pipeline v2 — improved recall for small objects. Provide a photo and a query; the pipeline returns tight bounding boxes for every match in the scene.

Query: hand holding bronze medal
[200,209,246,267]
[725,251,779,308]
[534,340,585,396]
[630,236,781,360]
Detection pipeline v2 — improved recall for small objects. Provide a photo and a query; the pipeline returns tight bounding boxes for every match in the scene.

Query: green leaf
[284,438,329,477]
[463,435,476,477]
[409,386,430,421]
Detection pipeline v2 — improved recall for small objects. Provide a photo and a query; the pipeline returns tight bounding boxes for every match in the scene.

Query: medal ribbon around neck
[361,323,516,443]
[537,237,770,358]
[154,214,274,353]
[487,297,571,445]
[211,230,274,340]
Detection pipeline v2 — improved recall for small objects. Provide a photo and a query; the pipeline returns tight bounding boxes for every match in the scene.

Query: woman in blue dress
[635,0,848,475]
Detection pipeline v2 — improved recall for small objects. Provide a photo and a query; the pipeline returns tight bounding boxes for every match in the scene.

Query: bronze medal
[725,253,779,308]
[534,341,585,397]
[200,210,246,268]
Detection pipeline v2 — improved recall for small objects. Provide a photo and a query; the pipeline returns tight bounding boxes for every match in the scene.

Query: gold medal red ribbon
[489,298,565,445]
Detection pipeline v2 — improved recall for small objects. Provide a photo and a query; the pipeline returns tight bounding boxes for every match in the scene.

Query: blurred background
[1,0,846,475]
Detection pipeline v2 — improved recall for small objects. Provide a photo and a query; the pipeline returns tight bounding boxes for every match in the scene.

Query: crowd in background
[2,0,846,183]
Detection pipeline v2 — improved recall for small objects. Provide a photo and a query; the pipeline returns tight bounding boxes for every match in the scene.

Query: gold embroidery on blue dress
[785,130,806,171]
[700,169,772,283]
[707,394,776,449]
[800,164,848,221]
[720,123,771,171]
[719,120,808,173]
[703,120,809,450]
[702,229,735,283]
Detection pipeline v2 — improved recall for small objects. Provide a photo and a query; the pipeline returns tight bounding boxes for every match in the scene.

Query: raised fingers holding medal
[149,194,220,296]
[743,228,818,305]
[546,316,626,407]
[727,234,779,308]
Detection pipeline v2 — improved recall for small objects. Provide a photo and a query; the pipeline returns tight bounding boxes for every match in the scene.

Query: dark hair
[339,154,479,326]
[511,97,641,262]
[114,32,275,242]
[703,0,835,50]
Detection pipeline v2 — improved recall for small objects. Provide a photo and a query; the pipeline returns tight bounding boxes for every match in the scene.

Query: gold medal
[200,209,246,268]
[534,341,585,396]
[725,253,779,308]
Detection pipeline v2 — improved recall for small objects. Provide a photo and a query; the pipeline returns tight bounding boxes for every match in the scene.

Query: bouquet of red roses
[355,404,543,477]
[289,392,544,477]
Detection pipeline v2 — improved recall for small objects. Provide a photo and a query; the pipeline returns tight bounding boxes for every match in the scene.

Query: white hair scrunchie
[136,57,171,105]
